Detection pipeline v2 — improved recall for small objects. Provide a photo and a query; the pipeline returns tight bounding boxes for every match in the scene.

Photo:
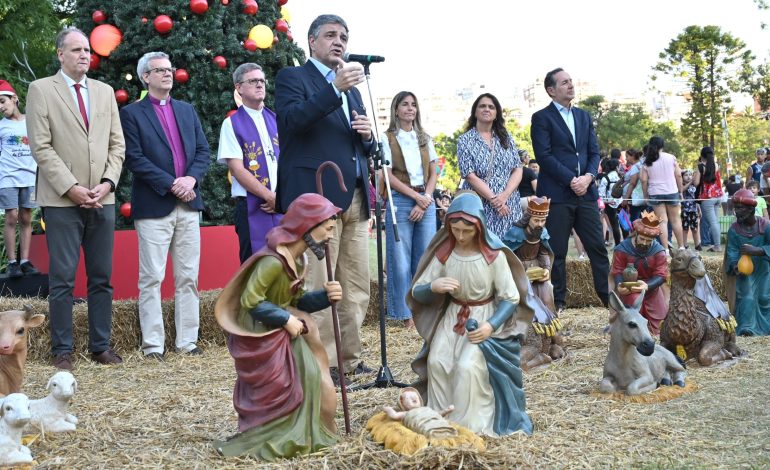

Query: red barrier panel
[29,225,241,300]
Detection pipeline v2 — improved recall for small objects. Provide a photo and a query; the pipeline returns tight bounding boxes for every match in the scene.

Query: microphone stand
[349,61,409,391]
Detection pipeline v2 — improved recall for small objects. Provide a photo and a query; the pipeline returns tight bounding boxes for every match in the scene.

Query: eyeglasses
[239,78,267,87]
[147,67,176,75]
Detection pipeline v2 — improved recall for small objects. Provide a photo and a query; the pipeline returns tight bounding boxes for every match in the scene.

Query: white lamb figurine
[0,393,33,466]
[29,371,78,433]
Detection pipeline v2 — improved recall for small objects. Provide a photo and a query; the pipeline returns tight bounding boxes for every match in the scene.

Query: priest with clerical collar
[217,62,282,264]
[120,51,211,360]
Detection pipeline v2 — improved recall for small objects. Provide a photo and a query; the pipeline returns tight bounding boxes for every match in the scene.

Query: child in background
[747,180,768,219]
[681,169,701,250]
[0,80,39,278]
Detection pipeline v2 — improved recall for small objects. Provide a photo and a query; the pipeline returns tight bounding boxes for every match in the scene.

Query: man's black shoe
[350,362,374,375]
[6,262,22,279]
[19,261,40,276]
[329,367,349,387]
[145,352,165,362]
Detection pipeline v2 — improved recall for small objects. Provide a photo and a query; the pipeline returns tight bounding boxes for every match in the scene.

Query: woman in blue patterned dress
[457,93,523,238]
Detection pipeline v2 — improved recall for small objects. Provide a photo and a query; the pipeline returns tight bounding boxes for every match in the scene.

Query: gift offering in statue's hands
[618,281,641,289]
[526,266,546,281]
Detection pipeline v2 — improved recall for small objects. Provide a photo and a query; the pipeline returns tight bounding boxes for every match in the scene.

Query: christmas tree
[71,0,304,227]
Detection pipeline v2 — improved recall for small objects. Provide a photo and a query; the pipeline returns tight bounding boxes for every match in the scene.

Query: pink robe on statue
[611,250,669,335]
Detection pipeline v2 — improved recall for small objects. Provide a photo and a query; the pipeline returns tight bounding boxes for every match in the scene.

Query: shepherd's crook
[315,161,351,435]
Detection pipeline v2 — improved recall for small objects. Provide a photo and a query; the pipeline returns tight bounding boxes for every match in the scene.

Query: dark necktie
[74,83,89,131]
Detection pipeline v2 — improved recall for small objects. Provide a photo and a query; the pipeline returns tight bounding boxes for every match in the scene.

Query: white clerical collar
[243,104,264,118]
[149,95,171,106]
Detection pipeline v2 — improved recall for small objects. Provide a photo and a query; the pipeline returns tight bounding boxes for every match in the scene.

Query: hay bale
[566,256,727,309]
[6,254,730,361]
[565,259,598,308]
[365,279,384,326]
[0,292,226,362]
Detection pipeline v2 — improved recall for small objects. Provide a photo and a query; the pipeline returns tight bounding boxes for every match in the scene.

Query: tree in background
[432,112,533,194]
[71,0,304,227]
[0,0,61,102]
[434,129,461,192]
[504,112,533,157]
[714,107,770,176]
[650,121,684,164]
[578,95,683,159]
[653,25,754,149]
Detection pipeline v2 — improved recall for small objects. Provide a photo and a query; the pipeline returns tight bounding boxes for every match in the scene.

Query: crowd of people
[1,12,770,460]
[592,143,770,259]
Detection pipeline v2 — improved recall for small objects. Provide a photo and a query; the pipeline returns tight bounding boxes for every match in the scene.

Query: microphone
[343,52,385,64]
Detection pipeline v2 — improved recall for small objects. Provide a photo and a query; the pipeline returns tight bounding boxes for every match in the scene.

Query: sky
[286,0,770,103]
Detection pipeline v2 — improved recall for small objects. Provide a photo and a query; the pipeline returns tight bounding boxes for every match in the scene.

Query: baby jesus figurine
[382,388,458,439]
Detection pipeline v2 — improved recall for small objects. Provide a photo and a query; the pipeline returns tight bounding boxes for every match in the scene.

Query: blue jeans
[385,192,436,320]
[700,205,712,246]
[700,198,721,247]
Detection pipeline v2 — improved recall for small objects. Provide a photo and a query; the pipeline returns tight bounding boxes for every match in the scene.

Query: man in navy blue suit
[530,68,609,311]
[120,51,210,360]
[275,14,374,384]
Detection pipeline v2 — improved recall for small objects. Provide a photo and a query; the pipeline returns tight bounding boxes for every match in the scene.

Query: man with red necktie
[26,27,125,371]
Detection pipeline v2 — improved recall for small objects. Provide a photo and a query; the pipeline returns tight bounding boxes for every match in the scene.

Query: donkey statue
[600,291,686,395]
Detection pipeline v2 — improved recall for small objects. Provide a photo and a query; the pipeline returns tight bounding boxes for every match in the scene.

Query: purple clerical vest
[231,105,282,255]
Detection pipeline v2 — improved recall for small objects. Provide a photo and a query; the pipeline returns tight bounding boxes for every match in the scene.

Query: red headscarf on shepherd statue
[265,193,342,250]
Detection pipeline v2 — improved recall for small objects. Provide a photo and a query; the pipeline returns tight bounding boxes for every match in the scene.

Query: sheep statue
[600,291,687,395]
[29,371,78,433]
[0,393,33,466]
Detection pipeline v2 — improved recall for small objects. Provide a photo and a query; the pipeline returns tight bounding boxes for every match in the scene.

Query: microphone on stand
[343,52,385,64]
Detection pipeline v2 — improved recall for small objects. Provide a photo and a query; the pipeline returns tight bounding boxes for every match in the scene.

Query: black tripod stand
[349,61,409,391]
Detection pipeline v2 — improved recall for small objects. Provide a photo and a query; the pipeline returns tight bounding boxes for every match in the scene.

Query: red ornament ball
[114,89,129,104]
[89,54,101,71]
[243,0,258,15]
[221,0,229,4]
[243,39,257,52]
[90,24,123,57]
[278,0,288,5]
[286,30,293,42]
[275,19,289,33]
[142,17,148,24]
[213,55,227,69]
[226,109,237,118]
[154,15,173,34]
[92,10,107,24]
[190,0,208,14]
[174,68,189,83]
[119,202,132,218]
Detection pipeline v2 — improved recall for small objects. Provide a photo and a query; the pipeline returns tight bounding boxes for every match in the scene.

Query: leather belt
[411,185,426,193]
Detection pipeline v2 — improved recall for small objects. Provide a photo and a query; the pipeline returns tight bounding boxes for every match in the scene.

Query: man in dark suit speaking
[275,14,375,384]
[530,68,609,311]
[120,51,210,360]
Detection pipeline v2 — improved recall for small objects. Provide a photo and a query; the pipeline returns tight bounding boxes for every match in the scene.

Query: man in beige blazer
[26,27,125,370]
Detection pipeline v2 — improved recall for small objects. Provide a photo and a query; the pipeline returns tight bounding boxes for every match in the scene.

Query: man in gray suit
[26,27,125,370]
